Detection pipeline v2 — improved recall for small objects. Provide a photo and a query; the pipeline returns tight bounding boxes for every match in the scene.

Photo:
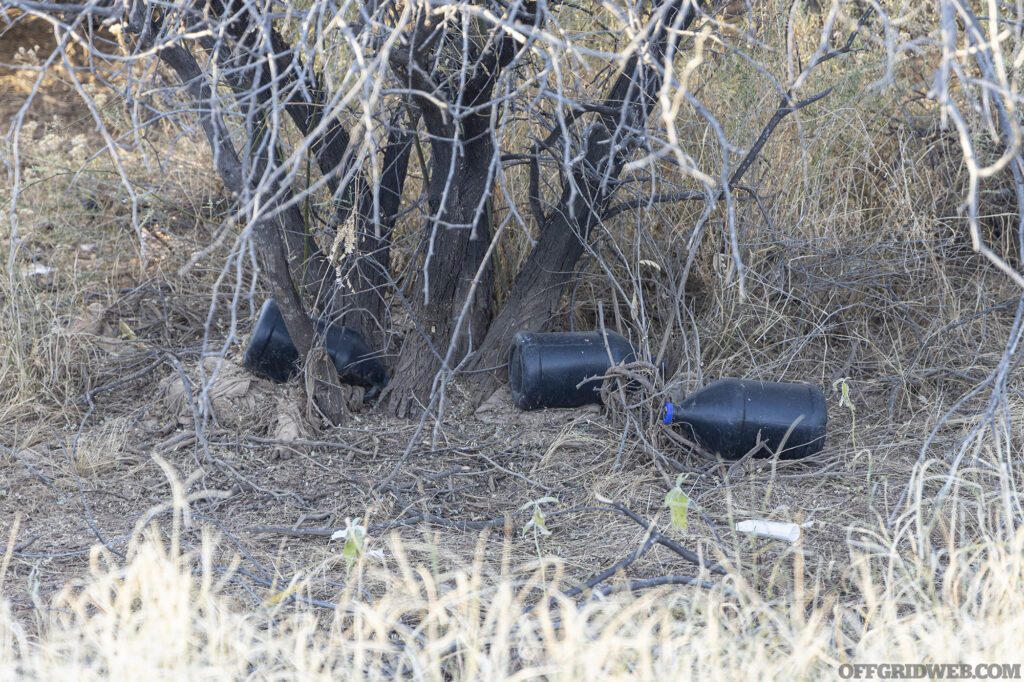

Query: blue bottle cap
[662,402,673,424]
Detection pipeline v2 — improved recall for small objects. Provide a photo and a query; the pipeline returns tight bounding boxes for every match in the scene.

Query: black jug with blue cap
[242,299,389,400]
[662,378,827,460]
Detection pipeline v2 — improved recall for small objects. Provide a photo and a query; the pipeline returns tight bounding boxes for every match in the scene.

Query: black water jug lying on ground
[242,299,389,400]
[508,330,643,409]
[662,378,826,460]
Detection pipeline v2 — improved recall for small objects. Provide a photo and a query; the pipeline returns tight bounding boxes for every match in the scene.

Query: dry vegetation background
[2,0,1024,679]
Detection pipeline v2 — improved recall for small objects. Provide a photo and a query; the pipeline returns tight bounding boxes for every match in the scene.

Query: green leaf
[520,496,558,538]
[531,507,551,535]
[522,506,552,536]
[334,520,366,574]
[665,487,690,532]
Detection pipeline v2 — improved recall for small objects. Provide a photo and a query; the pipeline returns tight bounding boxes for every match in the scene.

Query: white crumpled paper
[735,519,814,543]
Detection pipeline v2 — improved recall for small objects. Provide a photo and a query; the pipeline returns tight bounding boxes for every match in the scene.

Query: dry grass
[3,3,1024,679]
[2,465,1022,680]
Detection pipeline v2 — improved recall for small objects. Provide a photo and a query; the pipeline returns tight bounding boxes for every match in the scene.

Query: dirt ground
[0,13,978,618]
[0,269,906,620]
[2,377,879,614]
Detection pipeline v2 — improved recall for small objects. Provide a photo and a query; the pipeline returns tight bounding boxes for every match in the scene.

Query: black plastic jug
[662,378,826,460]
[508,330,641,409]
[242,299,389,400]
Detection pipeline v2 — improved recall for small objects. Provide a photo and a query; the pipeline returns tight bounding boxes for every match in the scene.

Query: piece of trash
[735,519,813,543]
[21,263,54,277]
[163,357,270,429]
[242,299,389,400]
[507,330,643,410]
[662,379,827,460]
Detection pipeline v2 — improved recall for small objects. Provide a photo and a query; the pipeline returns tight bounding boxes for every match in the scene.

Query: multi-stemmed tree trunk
[332,117,415,350]
[381,5,532,415]
[465,0,701,404]
[153,0,695,418]
[22,0,716,420]
[147,33,350,424]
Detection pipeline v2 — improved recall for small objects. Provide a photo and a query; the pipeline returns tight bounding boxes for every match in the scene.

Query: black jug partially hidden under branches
[507,330,643,409]
[242,299,389,400]
[662,378,827,460]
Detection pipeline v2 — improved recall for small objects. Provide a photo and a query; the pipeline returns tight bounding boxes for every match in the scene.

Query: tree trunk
[332,118,415,348]
[465,0,700,405]
[153,40,348,424]
[381,4,529,416]
[384,145,496,417]
[198,4,347,304]
[465,128,611,402]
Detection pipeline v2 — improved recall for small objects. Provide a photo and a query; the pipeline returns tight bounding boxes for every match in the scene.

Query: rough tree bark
[201,0,356,308]
[205,1,420,352]
[190,0,423,369]
[383,4,534,416]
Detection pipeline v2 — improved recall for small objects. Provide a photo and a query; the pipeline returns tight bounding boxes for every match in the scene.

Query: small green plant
[665,475,691,532]
[331,518,368,576]
[832,376,857,449]
[520,496,559,560]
